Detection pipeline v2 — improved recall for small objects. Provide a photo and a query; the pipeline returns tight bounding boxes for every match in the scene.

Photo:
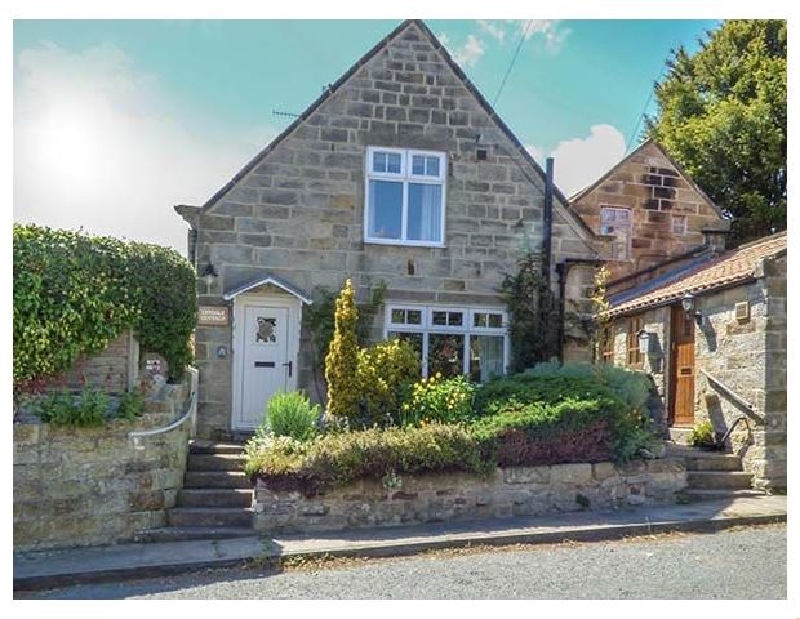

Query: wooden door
[669,305,695,426]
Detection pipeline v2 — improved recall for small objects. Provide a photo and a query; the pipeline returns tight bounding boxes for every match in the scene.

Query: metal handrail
[699,368,758,415]
[128,366,198,449]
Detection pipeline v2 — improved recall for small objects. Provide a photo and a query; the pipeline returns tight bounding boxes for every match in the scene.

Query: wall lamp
[200,262,218,288]
[681,292,703,326]
[637,329,651,354]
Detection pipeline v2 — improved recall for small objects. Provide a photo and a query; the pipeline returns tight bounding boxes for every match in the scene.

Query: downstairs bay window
[365,147,446,247]
[385,306,508,382]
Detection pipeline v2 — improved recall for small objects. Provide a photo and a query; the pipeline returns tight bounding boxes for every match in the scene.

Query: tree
[324,279,359,421]
[646,20,786,246]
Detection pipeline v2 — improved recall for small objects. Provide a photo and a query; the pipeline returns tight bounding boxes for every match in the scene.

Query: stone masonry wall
[32,330,139,395]
[253,458,686,534]
[13,384,191,552]
[571,141,724,281]
[185,22,598,437]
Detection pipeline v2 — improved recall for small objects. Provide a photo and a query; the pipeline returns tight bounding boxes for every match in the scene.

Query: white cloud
[477,20,506,43]
[495,19,571,53]
[527,125,627,196]
[14,42,279,255]
[451,34,486,68]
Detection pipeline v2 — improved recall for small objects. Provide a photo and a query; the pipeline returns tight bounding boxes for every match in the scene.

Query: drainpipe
[543,157,554,289]
[556,262,566,361]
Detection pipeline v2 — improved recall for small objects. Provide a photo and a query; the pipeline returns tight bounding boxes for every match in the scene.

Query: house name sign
[198,306,229,326]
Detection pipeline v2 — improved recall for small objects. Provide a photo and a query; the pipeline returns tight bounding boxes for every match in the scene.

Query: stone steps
[184,470,252,489]
[167,507,255,528]
[686,471,753,491]
[186,453,248,472]
[685,454,743,472]
[188,440,246,455]
[178,489,253,508]
[682,489,765,502]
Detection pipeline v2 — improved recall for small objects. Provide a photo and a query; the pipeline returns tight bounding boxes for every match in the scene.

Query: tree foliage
[646,19,786,245]
[13,224,196,392]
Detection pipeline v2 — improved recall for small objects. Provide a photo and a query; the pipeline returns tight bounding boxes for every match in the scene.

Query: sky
[13,18,721,254]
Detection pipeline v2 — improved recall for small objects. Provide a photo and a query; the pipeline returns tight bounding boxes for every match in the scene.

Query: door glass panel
[255,317,277,344]
[428,333,464,378]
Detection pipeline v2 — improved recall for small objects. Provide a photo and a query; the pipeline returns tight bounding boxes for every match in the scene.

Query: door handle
[282,360,293,378]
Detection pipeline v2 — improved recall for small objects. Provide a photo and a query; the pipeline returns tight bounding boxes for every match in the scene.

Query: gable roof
[569,138,726,220]
[606,230,787,317]
[175,19,596,242]
[223,274,313,304]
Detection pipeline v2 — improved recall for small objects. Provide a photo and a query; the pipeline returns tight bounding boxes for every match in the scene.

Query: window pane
[432,311,447,326]
[390,309,405,324]
[368,180,403,240]
[407,183,442,242]
[474,312,487,328]
[426,156,440,177]
[469,335,504,383]
[373,151,387,173]
[412,155,425,175]
[407,309,422,325]
[488,313,503,328]
[428,333,464,378]
[387,153,402,174]
[448,311,463,326]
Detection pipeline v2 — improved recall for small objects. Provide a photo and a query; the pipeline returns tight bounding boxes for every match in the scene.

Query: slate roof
[607,231,787,317]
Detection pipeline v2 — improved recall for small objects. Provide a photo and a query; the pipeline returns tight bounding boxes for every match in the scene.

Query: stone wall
[13,380,193,552]
[571,141,725,281]
[253,458,686,534]
[32,330,139,395]
[181,21,599,438]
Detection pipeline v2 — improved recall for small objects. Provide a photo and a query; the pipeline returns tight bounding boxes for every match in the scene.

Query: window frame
[600,206,632,260]
[626,316,644,368]
[384,304,509,381]
[364,146,447,248]
[671,214,687,235]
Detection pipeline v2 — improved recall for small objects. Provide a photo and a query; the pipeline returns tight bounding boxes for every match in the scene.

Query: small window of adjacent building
[671,214,687,235]
[626,316,644,367]
[365,147,446,247]
[600,207,631,260]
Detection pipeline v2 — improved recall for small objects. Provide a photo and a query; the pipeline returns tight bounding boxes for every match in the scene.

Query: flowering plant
[401,373,475,426]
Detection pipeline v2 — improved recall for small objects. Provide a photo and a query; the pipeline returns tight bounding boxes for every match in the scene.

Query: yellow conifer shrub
[324,279,359,421]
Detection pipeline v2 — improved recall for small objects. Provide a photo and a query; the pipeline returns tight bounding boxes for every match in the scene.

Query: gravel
[18,525,786,600]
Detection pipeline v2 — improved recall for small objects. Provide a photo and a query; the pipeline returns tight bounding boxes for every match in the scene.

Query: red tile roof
[607,231,787,316]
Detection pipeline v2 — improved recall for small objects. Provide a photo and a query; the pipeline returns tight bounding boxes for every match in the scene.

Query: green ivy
[13,224,196,392]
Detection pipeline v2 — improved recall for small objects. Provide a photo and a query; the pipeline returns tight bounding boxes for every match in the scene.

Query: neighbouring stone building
[602,231,787,490]
[570,139,730,284]
[175,19,603,439]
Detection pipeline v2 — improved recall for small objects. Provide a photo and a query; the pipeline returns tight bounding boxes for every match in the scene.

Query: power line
[492,20,533,107]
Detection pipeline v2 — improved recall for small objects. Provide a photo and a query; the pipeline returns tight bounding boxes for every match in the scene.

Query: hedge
[13,224,196,391]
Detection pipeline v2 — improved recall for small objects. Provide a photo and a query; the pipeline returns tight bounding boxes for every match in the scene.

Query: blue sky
[13,18,719,253]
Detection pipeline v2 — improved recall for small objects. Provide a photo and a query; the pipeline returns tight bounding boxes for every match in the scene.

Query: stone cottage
[175,19,603,439]
[602,231,787,491]
[570,139,731,285]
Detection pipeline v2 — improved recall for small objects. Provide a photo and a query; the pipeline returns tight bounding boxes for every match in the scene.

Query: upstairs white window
[600,207,632,260]
[365,147,446,247]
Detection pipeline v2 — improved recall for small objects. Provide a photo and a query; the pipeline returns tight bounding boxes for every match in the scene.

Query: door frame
[231,292,303,430]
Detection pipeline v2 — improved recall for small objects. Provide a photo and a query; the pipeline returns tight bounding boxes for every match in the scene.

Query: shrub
[324,279,359,421]
[356,338,420,427]
[402,374,476,426]
[116,391,145,421]
[13,224,196,393]
[34,387,109,427]
[474,361,658,463]
[245,423,489,490]
[262,391,321,442]
[690,420,715,446]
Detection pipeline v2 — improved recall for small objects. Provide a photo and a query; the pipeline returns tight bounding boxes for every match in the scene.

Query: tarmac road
[18,524,786,600]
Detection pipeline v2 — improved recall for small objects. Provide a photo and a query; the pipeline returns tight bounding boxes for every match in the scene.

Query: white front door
[235,303,292,429]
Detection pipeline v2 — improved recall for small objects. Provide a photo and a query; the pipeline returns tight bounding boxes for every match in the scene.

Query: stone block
[503,466,550,485]
[550,463,592,485]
